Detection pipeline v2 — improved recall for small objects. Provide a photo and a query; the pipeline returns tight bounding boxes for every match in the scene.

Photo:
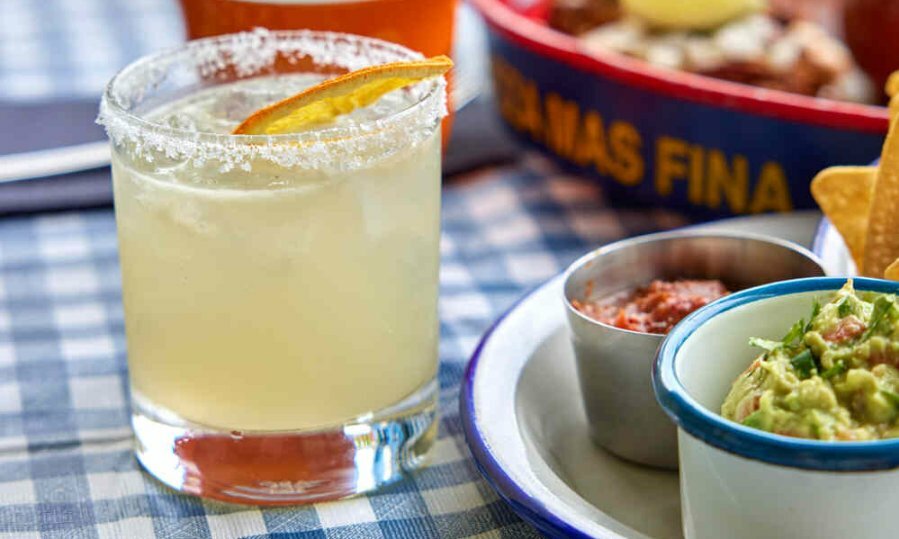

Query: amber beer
[179,0,455,57]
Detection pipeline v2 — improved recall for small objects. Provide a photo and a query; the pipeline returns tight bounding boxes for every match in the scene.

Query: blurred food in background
[549,0,876,103]
[548,0,620,36]
[844,0,899,100]
[472,0,888,217]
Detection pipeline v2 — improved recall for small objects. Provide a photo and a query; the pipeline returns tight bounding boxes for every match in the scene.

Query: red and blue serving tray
[471,0,890,218]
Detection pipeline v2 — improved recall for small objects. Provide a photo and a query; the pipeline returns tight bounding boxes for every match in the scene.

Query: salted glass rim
[99,29,445,148]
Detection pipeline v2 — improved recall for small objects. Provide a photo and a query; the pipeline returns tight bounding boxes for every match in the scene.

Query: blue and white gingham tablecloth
[0,1,691,537]
[0,162,688,538]
[0,0,183,101]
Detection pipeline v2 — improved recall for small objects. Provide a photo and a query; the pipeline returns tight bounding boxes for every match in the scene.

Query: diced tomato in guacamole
[721,280,899,441]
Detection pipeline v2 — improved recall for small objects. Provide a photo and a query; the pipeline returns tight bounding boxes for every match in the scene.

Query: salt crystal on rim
[97,29,447,177]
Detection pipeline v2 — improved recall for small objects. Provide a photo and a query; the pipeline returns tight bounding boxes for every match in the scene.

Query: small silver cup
[563,231,827,469]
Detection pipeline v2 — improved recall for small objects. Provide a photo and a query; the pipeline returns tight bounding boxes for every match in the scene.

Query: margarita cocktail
[99,30,446,504]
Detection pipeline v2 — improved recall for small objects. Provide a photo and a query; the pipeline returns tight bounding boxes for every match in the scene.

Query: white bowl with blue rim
[654,276,899,539]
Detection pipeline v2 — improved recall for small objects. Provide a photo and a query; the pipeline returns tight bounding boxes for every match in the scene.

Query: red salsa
[572,279,730,335]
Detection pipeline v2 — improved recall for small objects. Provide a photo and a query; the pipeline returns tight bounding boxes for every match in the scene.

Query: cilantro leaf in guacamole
[721,280,899,441]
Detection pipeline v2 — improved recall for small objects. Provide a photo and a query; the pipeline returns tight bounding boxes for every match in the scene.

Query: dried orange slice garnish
[233,55,453,135]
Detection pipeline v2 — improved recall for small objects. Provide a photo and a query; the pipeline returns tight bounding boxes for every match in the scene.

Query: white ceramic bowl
[654,277,899,539]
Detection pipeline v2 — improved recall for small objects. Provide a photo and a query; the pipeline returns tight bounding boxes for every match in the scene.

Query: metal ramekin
[562,230,827,469]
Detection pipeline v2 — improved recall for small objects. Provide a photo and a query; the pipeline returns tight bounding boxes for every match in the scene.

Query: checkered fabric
[0,155,689,538]
[0,0,184,101]
[0,0,693,536]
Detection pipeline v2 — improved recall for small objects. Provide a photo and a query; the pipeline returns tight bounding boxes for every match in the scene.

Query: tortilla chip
[886,259,899,281]
[811,166,876,272]
[889,72,899,123]
[864,116,899,277]
[891,95,899,125]
[888,71,899,98]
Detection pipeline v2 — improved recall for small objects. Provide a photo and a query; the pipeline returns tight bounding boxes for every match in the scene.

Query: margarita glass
[98,30,445,504]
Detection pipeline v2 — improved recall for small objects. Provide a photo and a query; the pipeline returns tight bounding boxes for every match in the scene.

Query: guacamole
[721,281,899,441]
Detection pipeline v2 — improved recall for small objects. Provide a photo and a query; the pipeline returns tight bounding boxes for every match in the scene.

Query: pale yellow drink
[111,74,441,432]
[100,29,446,504]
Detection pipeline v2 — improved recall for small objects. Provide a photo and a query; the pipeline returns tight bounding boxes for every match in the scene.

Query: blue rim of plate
[460,276,600,539]
[654,276,899,472]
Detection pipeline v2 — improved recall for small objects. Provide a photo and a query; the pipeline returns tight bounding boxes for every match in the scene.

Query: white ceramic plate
[812,218,857,276]
[460,211,837,539]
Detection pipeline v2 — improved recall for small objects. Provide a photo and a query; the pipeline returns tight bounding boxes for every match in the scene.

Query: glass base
[132,379,439,505]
